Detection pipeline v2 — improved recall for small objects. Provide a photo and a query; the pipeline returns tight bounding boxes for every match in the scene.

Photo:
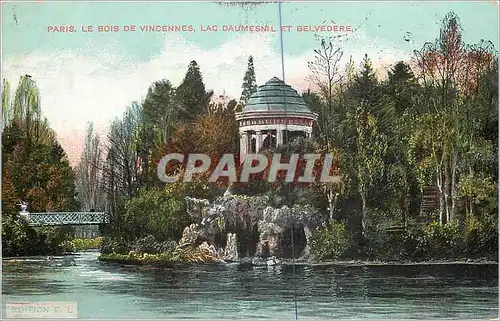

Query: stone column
[239,131,248,163]
[255,130,263,152]
[276,129,283,147]
[305,130,312,139]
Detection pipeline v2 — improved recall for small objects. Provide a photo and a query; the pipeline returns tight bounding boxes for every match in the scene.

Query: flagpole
[278,1,298,319]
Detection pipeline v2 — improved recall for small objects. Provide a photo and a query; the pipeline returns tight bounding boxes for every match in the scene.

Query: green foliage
[310,221,351,261]
[2,215,37,257]
[2,75,79,256]
[99,240,221,263]
[465,214,498,258]
[99,252,174,263]
[75,123,105,211]
[103,182,213,254]
[130,235,178,254]
[100,237,130,254]
[399,224,427,260]
[459,174,497,216]
[2,78,11,124]
[240,56,258,105]
[176,60,214,121]
[1,215,75,257]
[2,168,18,216]
[99,250,206,264]
[363,220,478,261]
[421,221,464,258]
[123,188,190,242]
[61,237,104,252]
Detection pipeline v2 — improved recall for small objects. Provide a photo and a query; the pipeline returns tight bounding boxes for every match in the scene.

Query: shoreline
[94,254,498,267]
[283,259,499,267]
[2,250,98,261]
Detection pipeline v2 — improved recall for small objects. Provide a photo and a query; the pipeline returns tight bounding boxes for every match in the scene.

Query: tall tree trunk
[361,194,367,234]
[327,187,334,221]
[450,150,458,222]
[403,179,410,228]
[443,152,451,223]
[436,161,444,225]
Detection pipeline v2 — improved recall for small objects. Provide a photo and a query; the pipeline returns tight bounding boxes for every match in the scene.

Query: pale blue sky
[2,1,498,164]
[3,1,499,58]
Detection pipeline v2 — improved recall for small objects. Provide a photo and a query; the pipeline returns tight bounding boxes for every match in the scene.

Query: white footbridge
[23,211,109,226]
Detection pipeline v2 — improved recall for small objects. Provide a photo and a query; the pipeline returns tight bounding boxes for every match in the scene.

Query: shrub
[310,221,351,261]
[123,188,191,242]
[422,221,464,258]
[2,215,39,256]
[400,224,426,260]
[465,214,498,259]
[131,235,178,254]
[363,210,406,261]
[2,215,76,256]
[68,237,104,251]
[364,229,403,261]
[60,240,76,252]
[101,237,130,254]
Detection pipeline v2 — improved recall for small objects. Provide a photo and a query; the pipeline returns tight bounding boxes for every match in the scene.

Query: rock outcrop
[182,193,325,262]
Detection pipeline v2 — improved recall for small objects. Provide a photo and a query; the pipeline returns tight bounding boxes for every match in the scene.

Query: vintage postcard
[1,0,499,320]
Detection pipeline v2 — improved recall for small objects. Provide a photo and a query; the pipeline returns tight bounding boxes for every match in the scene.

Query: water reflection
[2,252,498,319]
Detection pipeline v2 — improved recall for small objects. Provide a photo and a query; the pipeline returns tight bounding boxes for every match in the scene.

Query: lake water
[2,251,498,319]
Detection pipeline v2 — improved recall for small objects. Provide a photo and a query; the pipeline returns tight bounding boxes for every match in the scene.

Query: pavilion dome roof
[242,77,313,114]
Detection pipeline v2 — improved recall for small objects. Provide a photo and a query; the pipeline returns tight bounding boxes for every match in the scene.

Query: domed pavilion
[235,77,317,162]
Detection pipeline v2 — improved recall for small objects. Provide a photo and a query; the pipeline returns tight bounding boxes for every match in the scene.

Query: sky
[2,1,499,166]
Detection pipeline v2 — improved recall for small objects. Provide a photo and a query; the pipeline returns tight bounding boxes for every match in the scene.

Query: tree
[2,164,18,216]
[2,75,79,256]
[381,61,422,226]
[75,122,105,211]
[6,138,78,213]
[413,11,496,225]
[308,38,344,150]
[176,61,214,121]
[11,75,54,146]
[387,61,419,114]
[156,100,239,189]
[136,79,178,187]
[342,55,391,233]
[2,78,11,127]
[123,188,189,242]
[239,56,258,106]
[352,55,380,109]
[45,141,79,211]
[355,105,388,233]
[308,39,346,219]
[103,103,141,202]
[141,79,176,144]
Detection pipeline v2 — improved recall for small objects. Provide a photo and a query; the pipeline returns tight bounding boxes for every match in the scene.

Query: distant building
[235,77,317,163]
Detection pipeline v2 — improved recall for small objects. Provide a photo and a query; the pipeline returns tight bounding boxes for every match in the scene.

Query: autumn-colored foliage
[414,13,496,97]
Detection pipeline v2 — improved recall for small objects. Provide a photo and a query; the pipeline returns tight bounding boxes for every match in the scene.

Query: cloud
[2,30,410,166]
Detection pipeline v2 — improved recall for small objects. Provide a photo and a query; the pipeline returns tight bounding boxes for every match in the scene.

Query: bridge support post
[19,210,30,221]
[18,201,30,221]
[74,225,101,239]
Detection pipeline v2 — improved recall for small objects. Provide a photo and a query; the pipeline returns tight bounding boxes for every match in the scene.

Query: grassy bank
[62,237,104,252]
[98,253,176,266]
[99,247,223,265]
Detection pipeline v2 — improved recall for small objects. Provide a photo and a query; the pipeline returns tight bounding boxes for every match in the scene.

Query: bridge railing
[26,212,109,226]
